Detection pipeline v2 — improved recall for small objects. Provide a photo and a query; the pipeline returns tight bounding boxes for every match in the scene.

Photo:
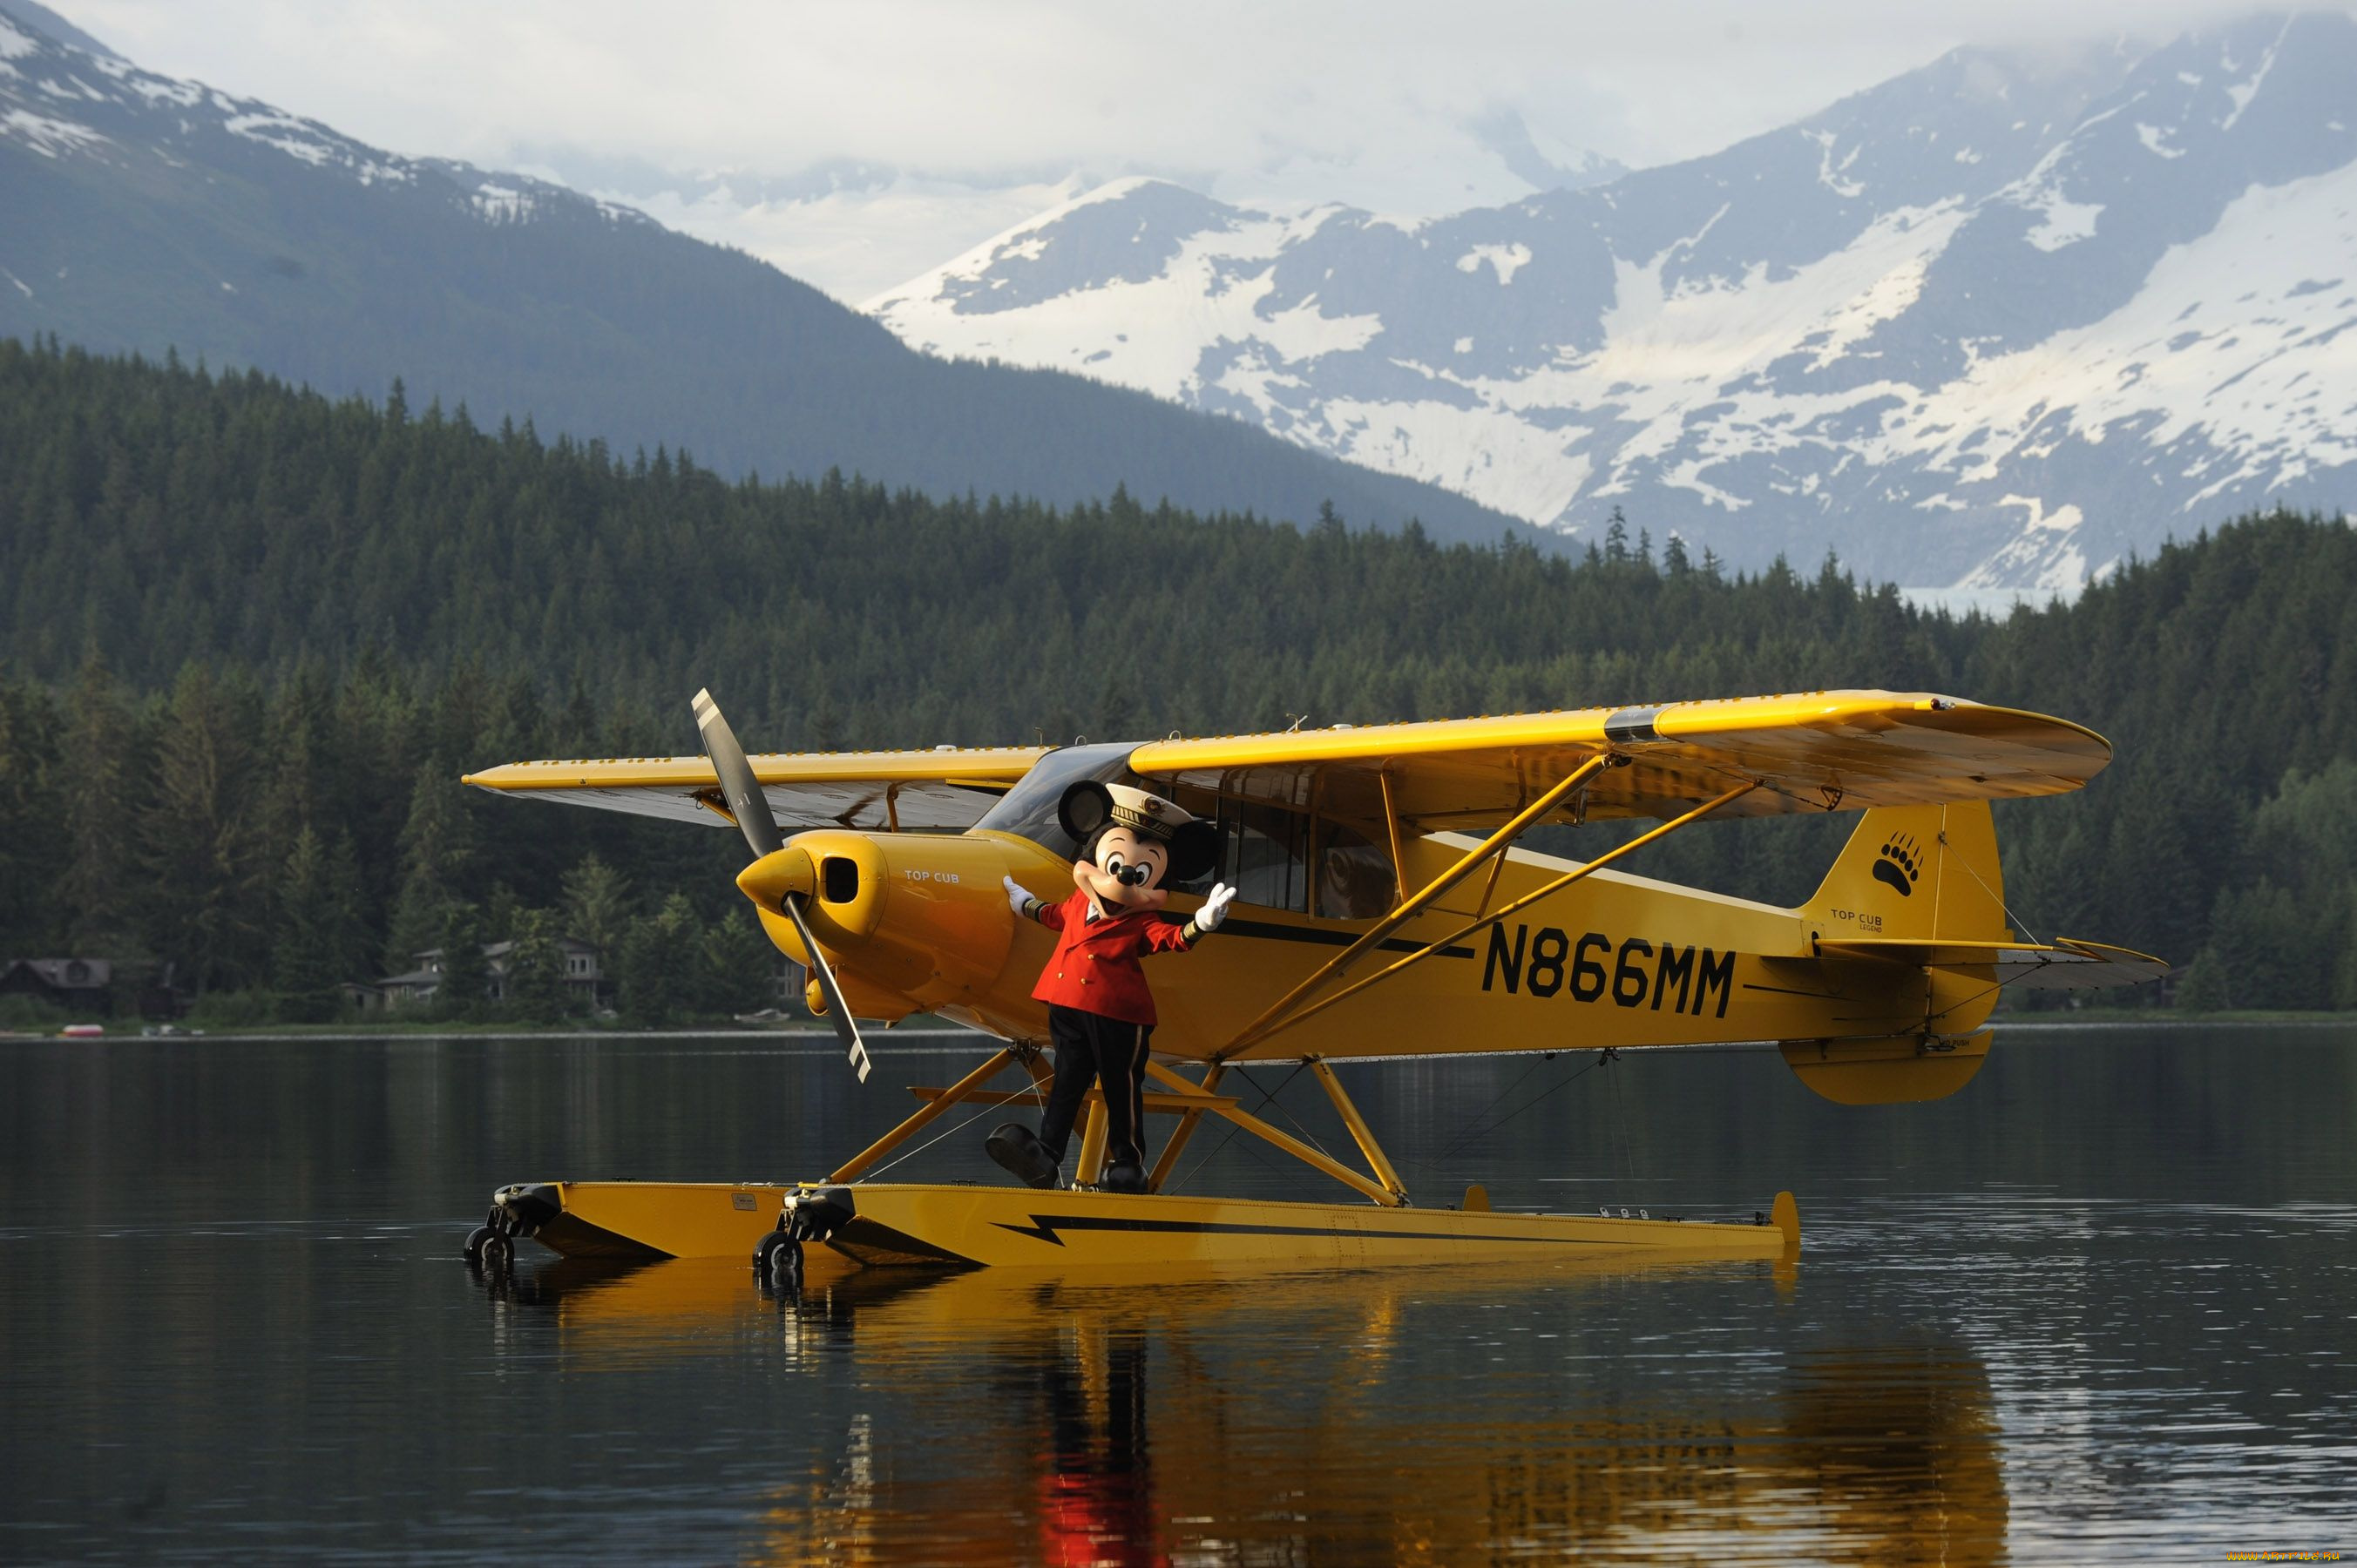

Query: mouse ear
[1057,781,1114,843]
[1166,819,1220,885]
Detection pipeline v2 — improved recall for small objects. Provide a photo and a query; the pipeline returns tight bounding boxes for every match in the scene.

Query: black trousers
[1038,1004,1153,1170]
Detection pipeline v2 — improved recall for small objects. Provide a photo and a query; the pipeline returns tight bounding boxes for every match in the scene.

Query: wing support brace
[822,1046,1410,1206]
[1142,1059,1405,1206]
[827,1046,1026,1183]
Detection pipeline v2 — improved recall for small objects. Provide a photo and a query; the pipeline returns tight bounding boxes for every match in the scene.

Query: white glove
[1195,882,1237,932]
[1003,875,1033,916]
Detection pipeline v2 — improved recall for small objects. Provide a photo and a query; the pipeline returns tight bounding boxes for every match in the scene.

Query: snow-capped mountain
[0,4,647,239]
[870,13,2357,588]
[0,3,1524,545]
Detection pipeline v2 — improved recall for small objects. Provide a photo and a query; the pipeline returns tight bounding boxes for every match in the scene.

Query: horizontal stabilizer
[1814,936,2167,990]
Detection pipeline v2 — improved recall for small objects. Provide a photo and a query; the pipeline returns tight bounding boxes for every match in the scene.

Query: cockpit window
[1218,797,1308,912]
[976,746,1396,916]
[1317,821,1396,919]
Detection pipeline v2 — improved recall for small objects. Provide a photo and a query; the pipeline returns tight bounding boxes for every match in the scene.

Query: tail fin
[1806,800,2005,944]
[1788,801,2006,1105]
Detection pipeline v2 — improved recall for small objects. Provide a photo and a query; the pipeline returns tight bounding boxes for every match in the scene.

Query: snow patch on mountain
[875,187,1374,401]
[3,103,102,156]
[1456,243,1531,284]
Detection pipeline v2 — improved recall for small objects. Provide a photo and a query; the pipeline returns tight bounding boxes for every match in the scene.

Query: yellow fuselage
[754,825,1994,1086]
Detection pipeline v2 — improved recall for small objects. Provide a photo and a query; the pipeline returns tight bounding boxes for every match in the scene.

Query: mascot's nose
[736,846,816,909]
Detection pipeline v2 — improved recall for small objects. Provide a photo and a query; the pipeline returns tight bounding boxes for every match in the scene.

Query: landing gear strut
[753,1227,803,1292]
[464,1206,518,1274]
[463,1185,559,1275]
[753,1186,855,1293]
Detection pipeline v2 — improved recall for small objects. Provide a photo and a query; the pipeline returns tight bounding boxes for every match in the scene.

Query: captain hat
[1057,780,1196,843]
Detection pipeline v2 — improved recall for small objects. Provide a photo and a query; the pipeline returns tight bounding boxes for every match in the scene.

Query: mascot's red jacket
[1028,889,1195,1025]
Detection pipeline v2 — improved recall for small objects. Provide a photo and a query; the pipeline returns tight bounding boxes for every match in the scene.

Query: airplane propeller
[692,688,871,1083]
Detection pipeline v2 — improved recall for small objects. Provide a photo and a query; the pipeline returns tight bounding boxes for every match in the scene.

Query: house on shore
[0,958,113,1015]
[371,937,605,1011]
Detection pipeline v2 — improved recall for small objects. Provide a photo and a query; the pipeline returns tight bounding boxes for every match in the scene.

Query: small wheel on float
[461,1224,494,1265]
[478,1230,515,1274]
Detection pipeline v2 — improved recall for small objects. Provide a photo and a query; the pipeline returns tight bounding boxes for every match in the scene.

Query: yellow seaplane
[457,689,2162,1281]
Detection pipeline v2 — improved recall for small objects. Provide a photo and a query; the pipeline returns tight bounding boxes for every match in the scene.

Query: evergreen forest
[3,338,2354,1022]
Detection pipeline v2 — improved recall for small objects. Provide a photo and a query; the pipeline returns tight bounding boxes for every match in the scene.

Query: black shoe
[1099,1159,1148,1195]
[985,1123,1062,1190]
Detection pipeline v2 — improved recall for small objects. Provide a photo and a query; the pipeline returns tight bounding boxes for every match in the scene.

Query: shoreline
[0,1023,992,1043]
[8,1011,2353,1045]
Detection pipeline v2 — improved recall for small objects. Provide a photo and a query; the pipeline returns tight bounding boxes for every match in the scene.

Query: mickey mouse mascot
[989,781,1236,1193]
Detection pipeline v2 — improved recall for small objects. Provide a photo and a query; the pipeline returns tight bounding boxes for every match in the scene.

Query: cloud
[51,0,2318,300]
[60,0,2282,177]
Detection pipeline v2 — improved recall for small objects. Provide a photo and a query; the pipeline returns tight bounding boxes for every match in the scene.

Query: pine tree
[0,675,64,953]
[319,829,371,985]
[560,855,633,964]
[56,653,139,951]
[273,827,344,1022]
[436,901,489,1018]
[139,665,266,991]
[385,764,477,966]
[699,908,775,1017]
[505,907,569,1024]
[618,894,698,1026]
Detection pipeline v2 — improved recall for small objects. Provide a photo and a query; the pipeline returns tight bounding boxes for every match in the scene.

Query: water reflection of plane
[481,1258,2004,1565]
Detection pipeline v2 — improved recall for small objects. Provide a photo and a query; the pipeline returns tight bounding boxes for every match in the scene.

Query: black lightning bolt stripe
[992,1213,1626,1247]
[1216,916,1473,959]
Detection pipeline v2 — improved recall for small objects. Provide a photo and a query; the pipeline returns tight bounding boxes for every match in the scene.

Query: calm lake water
[2,1024,2352,1565]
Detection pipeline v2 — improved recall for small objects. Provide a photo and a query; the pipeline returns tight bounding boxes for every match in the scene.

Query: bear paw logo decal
[1873,836,1922,896]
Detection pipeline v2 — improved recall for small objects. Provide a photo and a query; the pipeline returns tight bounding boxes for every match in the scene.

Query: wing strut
[1216,754,1616,1060]
[1145,1063,1228,1193]
[1142,1060,1404,1206]
[1221,775,1758,1059]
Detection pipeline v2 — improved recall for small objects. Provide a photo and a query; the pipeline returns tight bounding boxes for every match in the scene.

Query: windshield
[972,744,1149,863]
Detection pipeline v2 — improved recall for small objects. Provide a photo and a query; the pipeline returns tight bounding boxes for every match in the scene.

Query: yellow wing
[461,747,1049,831]
[1127,691,2110,829]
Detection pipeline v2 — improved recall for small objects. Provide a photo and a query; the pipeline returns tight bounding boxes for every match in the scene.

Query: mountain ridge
[870,11,2357,587]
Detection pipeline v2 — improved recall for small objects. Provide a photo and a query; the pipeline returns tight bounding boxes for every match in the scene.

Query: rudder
[1807,801,2005,944]
[1789,801,2006,1105]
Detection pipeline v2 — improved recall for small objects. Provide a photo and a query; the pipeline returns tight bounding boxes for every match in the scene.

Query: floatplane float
[457,690,2161,1281]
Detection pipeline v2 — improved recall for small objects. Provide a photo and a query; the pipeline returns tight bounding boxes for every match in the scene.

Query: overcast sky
[54,0,2305,301]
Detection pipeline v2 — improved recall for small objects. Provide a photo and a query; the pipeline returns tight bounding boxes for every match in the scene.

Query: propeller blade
[782,894,871,1082]
[693,687,866,1083]
[692,688,783,861]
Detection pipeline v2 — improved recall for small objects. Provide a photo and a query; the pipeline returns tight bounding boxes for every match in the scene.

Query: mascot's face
[1055,780,1219,919]
[1074,825,1173,914]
